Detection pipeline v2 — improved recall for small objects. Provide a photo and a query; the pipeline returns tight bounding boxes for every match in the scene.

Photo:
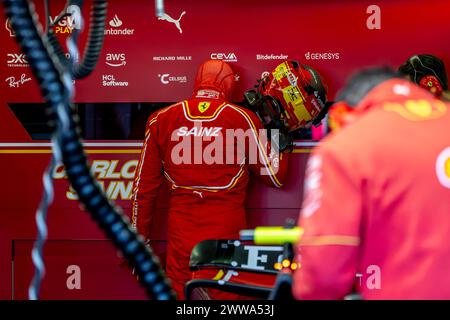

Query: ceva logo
[210,53,238,62]
[105,53,126,67]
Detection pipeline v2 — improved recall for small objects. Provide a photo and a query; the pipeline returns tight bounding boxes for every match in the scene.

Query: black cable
[3,0,175,300]
[45,0,107,79]
[29,156,57,300]
[43,0,50,33]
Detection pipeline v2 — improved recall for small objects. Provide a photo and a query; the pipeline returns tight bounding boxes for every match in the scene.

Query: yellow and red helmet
[246,60,328,132]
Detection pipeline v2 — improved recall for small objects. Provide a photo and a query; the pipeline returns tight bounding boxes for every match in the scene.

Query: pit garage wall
[0,0,449,299]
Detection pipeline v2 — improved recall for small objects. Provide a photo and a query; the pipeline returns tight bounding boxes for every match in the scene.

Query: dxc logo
[7,53,28,67]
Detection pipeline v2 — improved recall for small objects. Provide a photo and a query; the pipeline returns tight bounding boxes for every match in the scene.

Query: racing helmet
[244,60,328,132]
[194,59,235,100]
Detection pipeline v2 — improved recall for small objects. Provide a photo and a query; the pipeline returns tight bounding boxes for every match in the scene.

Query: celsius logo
[105,14,134,36]
[7,53,28,67]
[109,14,122,27]
[158,11,186,34]
[5,18,15,37]
[106,53,126,67]
[211,53,238,62]
[158,73,187,85]
[49,5,82,34]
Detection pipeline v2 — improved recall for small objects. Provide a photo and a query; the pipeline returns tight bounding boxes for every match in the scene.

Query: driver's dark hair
[337,67,400,107]
[398,54,448,90]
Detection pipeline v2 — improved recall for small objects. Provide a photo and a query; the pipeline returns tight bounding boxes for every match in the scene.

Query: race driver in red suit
[293,67,450,299]
[131,60,289,299]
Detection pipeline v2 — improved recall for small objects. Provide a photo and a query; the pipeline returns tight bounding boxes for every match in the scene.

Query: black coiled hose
[3,0,175,300]
[45,0,107,79]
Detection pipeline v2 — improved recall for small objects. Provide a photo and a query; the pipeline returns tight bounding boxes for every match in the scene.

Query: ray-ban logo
[5,74,32,88]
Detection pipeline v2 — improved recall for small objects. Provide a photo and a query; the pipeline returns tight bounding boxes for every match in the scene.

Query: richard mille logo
[158,11,186,34]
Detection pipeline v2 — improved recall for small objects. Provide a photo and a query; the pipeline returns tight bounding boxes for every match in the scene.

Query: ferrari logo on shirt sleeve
[198,101,211,113]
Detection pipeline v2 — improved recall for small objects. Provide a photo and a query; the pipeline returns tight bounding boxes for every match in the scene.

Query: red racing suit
[131,63,288,299]
[293,79,450,299]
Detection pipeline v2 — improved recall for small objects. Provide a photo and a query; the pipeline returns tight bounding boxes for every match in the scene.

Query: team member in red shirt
[131,60,288,299]
[294,67,450,299]
[132,59,328,299]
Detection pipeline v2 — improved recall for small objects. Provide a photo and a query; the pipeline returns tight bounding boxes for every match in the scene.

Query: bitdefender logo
[210,53,238,62]
[106,53,126,67]
[256,54,288,61]
[105,14,134,36]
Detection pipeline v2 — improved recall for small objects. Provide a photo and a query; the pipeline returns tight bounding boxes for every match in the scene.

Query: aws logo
[383,99,447,121]
[105,53,126,67]
[436,147,450,189]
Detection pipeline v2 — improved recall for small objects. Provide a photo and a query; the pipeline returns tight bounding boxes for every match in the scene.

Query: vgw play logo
[49,4,82,34]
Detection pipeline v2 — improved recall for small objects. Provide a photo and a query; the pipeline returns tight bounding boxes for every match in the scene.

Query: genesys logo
[102,74,129,87]
[7,53,28,67]
[106,53,127,67]
[211,53,238,63]
[105,14,135,36]
[49,5,82,34]
[305,52,340,60]
[158,73,187,85]
[256,54,289,61]
[5,73,32,88]
[5,18,15,37]
[153,56,192,62]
